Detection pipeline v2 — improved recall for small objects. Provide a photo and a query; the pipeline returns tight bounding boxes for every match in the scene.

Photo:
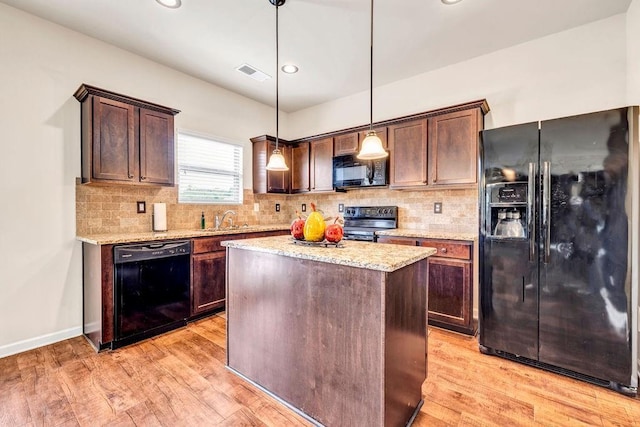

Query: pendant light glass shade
[358,130,388,160]
[265,147,289,171]
[357,0,387,160]
[265,0,289,171]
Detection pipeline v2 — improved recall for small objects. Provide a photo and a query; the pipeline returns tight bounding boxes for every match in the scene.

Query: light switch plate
[302,203,307,212]
[136,201,146,213]
[338,203,344,213]
[434,202,442,214]
[254,203,260,212]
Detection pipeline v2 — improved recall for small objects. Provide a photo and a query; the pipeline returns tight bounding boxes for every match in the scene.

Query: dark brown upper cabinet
[388,119,428,188]
[333,132,359,156]
[388,101,487,189]
[291,142,310,193]
[428,108,482,186]
[310,137,334,192]
[251,135,291,194]
[251,100,488,194]
[74,84,179,186]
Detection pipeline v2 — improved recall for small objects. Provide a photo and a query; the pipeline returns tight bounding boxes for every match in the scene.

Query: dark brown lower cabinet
[377,236,475,335]
[191,251,226,316]
[190,230,290,317]
[425,254,472,334]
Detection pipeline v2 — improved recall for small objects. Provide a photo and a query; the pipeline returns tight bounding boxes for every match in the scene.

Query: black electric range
[342,206,397,242]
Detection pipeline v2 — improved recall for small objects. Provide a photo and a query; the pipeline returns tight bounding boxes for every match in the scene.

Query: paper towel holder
[152,203,168,232]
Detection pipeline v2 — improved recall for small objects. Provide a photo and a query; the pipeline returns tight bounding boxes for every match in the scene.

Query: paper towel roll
[153,203,167,232]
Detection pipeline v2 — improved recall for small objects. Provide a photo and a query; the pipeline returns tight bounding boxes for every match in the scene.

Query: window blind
[177,132,243,204]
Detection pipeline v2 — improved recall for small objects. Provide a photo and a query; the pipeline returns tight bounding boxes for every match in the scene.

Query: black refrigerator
[479,106,638,395]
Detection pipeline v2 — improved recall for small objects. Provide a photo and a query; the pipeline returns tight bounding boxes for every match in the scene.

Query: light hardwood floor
[1,313,639,426]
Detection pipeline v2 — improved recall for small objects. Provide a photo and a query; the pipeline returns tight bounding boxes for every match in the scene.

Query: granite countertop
[76,224,290,245]
[222,235,436,272]
[375,228,478,242]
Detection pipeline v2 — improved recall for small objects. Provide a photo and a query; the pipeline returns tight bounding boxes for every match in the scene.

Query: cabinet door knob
[440,248,447,253]
[128,174,134,179]
[141,176,146,180]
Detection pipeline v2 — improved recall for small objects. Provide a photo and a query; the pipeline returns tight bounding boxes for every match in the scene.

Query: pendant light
[357,0,388,160]
[265,0,290,171]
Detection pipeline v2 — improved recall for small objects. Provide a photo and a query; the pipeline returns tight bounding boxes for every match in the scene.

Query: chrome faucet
[215,210,237,229]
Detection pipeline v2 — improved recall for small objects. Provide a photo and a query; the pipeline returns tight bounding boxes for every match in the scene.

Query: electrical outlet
[275,203,280,212]
[136,201,146,214]
[302,203,307,212]
[338,204,344,213]
[434,202,442,214]
[254,203,260,212]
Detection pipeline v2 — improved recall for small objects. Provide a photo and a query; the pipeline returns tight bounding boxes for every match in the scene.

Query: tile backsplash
[76,182,479,236]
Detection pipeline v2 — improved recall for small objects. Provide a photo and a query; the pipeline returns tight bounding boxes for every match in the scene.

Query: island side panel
[384,259,428,426]
[226,248,385,427]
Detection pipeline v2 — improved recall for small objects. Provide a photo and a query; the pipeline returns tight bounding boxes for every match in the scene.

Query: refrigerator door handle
[528,162,535,261]
[542,161,551,263]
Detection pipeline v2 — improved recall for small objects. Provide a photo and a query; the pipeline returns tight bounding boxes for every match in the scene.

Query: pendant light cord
[275,2,280,150]
[369,0,374,132]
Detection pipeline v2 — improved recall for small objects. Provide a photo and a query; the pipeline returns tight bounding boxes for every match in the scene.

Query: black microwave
[332,154,388,189]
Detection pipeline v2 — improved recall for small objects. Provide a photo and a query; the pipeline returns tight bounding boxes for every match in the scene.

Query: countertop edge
[76,225,290,245]
[375,228,478,242]
[222,237,437,272]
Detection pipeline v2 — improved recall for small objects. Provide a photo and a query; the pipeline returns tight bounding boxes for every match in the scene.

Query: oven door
[343,228,376,242]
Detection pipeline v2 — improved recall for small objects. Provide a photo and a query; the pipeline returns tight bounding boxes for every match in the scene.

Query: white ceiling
[0,0,632,112]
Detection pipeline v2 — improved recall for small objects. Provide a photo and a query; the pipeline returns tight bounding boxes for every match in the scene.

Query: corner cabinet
[74,84,179,186]
[251,135,291,194]
[377,236,475,335]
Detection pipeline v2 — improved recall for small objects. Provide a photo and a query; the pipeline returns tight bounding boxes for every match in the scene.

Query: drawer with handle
[418,239,471,260]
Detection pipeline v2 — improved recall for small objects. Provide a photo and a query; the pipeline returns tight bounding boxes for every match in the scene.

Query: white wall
[629,0,640,105]
[288,14,628,137]
[0,3,278,357]
[627,0,640,378]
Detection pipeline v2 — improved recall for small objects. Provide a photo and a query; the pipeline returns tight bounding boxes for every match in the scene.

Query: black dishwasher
[113,240,191,348]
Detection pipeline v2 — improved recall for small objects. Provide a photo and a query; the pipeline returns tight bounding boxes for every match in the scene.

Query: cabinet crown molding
[74,84,180,116]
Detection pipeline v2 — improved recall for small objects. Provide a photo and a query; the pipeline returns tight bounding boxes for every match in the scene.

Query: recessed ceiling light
[441,0,462,4]
[156,0,182,9]
[281,64,299,74]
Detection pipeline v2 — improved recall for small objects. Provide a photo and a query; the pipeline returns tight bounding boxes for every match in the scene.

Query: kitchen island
[222,235,436,427]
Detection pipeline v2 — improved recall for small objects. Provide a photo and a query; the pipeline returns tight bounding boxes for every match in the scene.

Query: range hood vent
[236,63,271,82]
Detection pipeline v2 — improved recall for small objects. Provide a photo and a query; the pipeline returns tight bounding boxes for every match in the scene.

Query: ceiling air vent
[235,63,271,82]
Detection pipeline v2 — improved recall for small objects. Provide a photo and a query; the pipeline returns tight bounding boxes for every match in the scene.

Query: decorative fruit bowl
[290,203,344,247]
[290,238,344,248]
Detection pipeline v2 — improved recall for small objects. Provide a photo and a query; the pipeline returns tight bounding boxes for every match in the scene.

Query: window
[177,131,243,204]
